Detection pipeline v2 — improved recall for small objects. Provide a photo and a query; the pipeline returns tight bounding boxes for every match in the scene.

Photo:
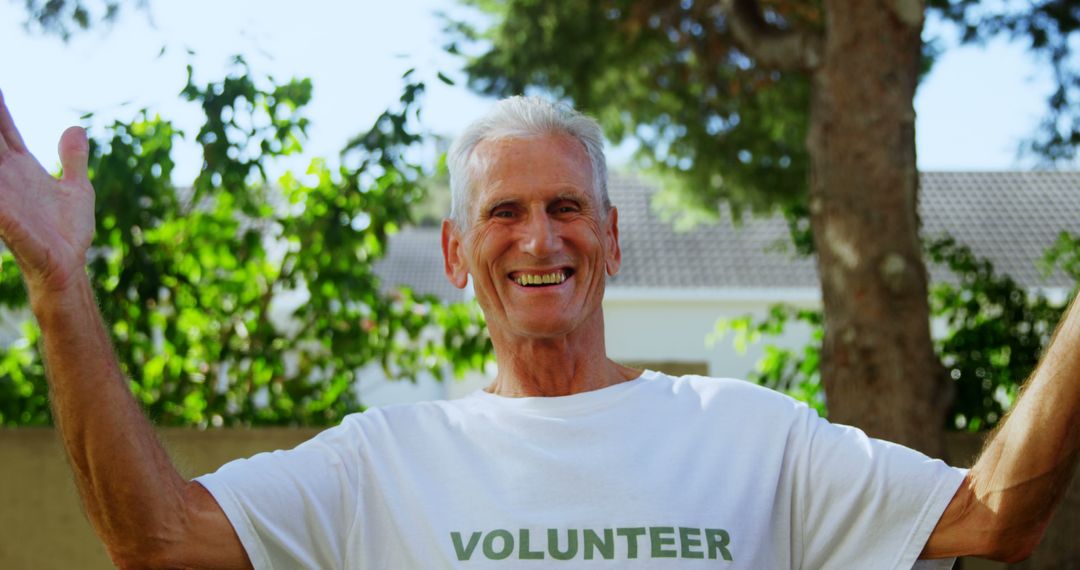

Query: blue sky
[0,0,1060,184]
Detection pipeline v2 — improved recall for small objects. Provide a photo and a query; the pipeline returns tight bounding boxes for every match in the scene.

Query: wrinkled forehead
[466,134,597,202]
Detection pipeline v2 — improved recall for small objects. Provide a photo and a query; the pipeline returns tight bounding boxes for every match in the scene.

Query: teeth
[515,271,567,286]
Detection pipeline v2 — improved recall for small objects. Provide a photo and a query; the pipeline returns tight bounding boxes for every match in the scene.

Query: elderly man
[0,92,1076,568]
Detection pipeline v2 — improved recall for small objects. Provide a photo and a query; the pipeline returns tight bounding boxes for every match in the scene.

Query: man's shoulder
[346,396,475,428]
[649,370,806,408]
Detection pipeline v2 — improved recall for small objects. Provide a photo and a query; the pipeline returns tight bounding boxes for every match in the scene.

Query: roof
[374,171,1080,300]
[606,173,819,290]
[920,171,1080,289]
[372,227,464,301]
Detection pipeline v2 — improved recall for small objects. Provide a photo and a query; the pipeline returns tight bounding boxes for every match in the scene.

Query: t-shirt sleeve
[787,405,966,570]
[194,421,363,570]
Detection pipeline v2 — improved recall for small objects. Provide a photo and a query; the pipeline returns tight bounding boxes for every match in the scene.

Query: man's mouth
[511,269,573,287]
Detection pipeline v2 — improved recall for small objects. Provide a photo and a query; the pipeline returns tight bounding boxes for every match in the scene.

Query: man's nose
[520,212,561,257]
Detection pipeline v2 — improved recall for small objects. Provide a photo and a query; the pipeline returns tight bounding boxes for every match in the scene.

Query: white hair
[447,96,609,227]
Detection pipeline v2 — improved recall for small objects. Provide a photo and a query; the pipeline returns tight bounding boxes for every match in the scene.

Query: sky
[0,0,1062,185]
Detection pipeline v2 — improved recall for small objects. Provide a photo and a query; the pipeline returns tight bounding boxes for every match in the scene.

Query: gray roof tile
[373,227,462,301]
[607,173,819,289]
[921,172,1080,288]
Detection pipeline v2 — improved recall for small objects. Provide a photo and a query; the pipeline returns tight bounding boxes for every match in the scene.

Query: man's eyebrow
[475,186,592,214]
[552,191,587,203]
[479,197,520,215]
[551,190,602,210]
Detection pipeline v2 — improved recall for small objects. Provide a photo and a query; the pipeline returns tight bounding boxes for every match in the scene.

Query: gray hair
[447,96,609,227]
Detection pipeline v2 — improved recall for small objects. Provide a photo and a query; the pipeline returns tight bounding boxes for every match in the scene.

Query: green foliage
[0,63,491,427]
[1042,230,1080,282]
[712,235,1073,431]
[18,0,136,40]
[926,235,1064,431]
[0,321,47,426]
[446,0,813,225]
[926,0,1080,163]
[709,305,824,416]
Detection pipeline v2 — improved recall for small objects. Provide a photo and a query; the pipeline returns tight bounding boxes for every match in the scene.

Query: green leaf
[436,71,456,86]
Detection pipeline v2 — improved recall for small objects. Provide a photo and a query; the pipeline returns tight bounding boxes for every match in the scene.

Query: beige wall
[1,429,1073,568]
[0,427,320,569]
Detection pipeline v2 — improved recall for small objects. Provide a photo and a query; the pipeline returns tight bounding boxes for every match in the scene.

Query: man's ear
[441,218,470,289]
[605,206,622,276]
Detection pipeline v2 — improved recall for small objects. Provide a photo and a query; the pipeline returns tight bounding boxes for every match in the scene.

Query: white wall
[356,363,491,407]
[603,287,821,380]
[361,287,825,406]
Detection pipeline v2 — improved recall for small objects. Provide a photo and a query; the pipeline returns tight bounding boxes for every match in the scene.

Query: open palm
[0,91,95,296]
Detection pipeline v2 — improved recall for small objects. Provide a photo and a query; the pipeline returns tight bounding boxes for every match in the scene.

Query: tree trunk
[807,1,950,457]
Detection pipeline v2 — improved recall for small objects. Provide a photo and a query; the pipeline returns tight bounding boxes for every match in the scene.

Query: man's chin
[502,315,581,340]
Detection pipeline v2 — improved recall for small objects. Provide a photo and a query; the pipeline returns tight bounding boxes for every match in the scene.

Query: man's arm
[922,298,1080,561]
[0,90,249,569]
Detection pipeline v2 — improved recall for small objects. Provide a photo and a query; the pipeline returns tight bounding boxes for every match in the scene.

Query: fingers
[59,126,89,183]
[0,89,28,154]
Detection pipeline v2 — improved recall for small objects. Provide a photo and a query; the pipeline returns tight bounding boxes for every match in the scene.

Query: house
[364,171,1080,406]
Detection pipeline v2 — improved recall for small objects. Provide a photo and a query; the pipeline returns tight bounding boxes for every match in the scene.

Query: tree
[445,0,1079,457]
[0,62,491,427]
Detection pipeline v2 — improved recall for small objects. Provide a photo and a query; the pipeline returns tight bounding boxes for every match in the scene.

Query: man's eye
[492,209,515,218]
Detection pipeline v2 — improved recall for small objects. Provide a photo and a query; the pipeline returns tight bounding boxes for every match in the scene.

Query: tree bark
[720,0,822,71]
[807,1,950,457]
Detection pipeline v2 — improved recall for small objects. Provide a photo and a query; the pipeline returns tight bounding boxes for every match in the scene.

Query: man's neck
[484,315,641,397]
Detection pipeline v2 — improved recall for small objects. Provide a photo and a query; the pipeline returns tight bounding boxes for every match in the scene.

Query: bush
[0,63,491,427]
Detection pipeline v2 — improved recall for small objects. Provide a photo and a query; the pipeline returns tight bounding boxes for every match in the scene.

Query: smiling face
[442,134,621,341]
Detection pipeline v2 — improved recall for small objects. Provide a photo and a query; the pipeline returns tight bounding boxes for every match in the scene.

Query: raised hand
[0,89,95,299]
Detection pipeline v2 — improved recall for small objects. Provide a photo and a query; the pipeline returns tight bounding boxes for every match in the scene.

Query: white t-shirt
[196,371,965,569]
